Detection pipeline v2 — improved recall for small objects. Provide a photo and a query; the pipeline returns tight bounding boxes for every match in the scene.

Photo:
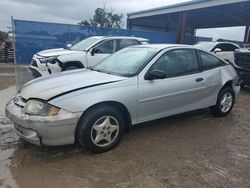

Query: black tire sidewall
[65,66,79,71]
[77,105,125,153]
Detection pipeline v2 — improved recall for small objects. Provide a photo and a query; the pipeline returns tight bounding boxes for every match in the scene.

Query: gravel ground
[0,65,250,188]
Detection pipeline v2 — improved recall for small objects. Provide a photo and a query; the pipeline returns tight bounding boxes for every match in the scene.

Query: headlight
[24,99,60,116]
[39,56,58,64]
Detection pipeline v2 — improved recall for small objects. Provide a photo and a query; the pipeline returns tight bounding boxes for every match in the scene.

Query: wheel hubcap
[91,116,119,147]
[220,92,233,113]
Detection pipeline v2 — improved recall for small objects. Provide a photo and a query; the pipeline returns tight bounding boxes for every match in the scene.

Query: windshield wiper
[88,67,102,72]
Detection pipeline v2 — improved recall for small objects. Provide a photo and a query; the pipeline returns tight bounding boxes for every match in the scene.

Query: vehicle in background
[233,48,250,88]
[194,41,240,63]
[242,44,250,49]
[6,44,241,153]
[29,36,149,77]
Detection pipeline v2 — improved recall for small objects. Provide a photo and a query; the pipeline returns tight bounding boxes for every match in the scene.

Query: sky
[0,0,246,41]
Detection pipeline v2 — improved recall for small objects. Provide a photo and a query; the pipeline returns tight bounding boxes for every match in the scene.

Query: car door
[86,39,116,67]
[198,50,225,105]
[137,48,208,123]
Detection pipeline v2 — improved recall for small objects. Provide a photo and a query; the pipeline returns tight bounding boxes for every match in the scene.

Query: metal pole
[11,16,19,92]
[244,26,250,43]
[68,25,71,44]
[177,12,188,44]
[11,16,16,65]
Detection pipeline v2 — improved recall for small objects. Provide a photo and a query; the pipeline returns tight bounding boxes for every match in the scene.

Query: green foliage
[78,7,123,28]
[0,31,8,40]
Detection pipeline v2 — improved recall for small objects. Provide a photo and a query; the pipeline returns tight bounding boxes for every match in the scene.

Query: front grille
[235,52,250,70]
[31,59,38,67]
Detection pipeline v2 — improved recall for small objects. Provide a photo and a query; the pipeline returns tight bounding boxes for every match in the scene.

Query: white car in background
[29,36,149,77]
[194,41,240,63]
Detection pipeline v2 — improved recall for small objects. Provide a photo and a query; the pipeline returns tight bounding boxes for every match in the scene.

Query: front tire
[65,66,79,71]
[210,87,235,117]
[77,105,125,153]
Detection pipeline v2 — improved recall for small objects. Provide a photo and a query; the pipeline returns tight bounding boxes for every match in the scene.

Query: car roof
[196,41,239,47]
[90,36,149,41]
[129,44,194,51]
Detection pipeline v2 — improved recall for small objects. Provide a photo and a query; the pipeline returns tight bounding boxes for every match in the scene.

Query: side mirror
[67,43,72,48]
[90,48,96,56]
[145,69,166,80]
[214,48,222,53]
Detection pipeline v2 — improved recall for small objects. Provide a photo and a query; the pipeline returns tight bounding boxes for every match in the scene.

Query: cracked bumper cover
[5,99,80,146]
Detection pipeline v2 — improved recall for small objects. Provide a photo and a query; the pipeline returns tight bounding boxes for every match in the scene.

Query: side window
[200,51,224,70]
[213,44,238,52]
[151,49,199,78]
[116,39,140,51]
[213,44,224,51]
[223,44,239,51]
[94,40,115,54]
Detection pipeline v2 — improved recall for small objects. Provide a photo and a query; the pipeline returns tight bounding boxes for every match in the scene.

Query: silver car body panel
[6,45,240,146]
[20,69,126,101]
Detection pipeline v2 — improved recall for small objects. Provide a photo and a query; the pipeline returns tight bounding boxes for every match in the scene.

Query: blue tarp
[14,20,178,64]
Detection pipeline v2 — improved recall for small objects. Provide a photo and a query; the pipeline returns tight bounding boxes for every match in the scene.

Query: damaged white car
[29,36,149,77]
[194,41,240,63]
[6,44,240,153]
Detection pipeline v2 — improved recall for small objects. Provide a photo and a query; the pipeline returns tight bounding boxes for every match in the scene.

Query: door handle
[196,78,204,82]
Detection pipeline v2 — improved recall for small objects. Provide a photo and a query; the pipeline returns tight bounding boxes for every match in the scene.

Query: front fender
[49,78,138,124]
[57,52,87,67]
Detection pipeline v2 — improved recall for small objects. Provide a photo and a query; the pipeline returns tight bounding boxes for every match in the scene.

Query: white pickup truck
[29,36,149,77]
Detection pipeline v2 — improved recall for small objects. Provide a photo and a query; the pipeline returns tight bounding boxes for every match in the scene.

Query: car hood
[20,69,126,101]
[37,48,80,57]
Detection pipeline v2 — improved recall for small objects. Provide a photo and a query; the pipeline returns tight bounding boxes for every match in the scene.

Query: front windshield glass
[194,42,215,51]
[71,37,99,51]
[93,47,158,77]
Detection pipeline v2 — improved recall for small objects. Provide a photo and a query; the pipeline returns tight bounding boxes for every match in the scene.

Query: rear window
[211,43,239,52]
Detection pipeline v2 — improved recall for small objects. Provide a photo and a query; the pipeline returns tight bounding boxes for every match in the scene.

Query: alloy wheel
[220,92,233,113]
[90,116,120,147]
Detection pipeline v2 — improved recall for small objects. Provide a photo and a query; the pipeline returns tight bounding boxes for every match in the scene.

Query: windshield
[92,47,158,77]
[71,37,99,51]
[194,42,215,51]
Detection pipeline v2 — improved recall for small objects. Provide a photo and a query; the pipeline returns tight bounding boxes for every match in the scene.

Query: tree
[0,31,8,40]
[78,7,123,28]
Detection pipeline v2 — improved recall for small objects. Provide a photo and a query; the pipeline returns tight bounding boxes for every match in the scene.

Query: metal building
[127,0,250,43]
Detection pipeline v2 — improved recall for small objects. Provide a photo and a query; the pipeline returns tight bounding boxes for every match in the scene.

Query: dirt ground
[0,64,250,188]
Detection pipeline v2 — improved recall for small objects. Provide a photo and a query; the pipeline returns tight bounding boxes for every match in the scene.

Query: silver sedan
[6,44,241,153]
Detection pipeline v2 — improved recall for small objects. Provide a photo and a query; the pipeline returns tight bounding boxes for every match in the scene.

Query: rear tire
[77,105,125,153]
[210,87,235,117]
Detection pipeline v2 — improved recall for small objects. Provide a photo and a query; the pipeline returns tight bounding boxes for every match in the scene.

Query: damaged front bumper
[29,66,42,78]
[5,98,80,146]
[29,55,63,77]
